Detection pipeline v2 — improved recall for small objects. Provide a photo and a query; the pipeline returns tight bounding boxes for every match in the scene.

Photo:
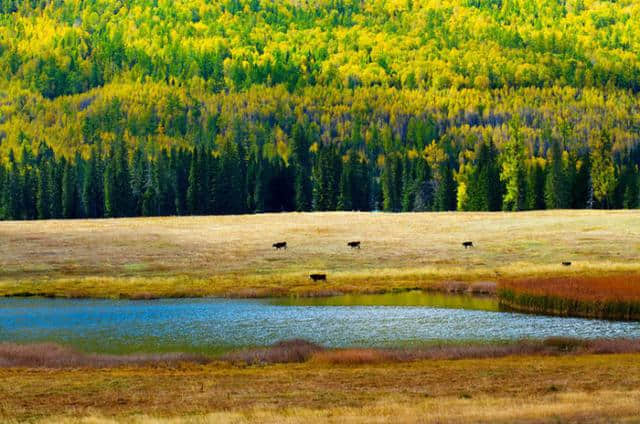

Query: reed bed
[499,275,640,320]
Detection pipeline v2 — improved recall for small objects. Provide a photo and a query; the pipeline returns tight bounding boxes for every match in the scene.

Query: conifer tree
[467,140,501,211]
[355,156,371,211]
[130,147,148,216]
[500,118,527,211]
[62,159,78,218]
[5,150,23,220]
[623,166,639,209]
[526,158,546,210]
[434,162,456,211]
[590,129,616,208]
[83,149,103,218]
[114,140,133,217]
[171,148,188,215]
[544,139,569,209]
[49,157,63,219]
[36,160,51,220]
[338,150,360,211]
[312,144,340,211]
[291,122,312,211]
[413,156,433,211]
[103,147,117,218]
[142,159,158,216]
[401,156,415,212]
[21,147,37,220]
[157,150,175,216]
[218,141,243,214]
[253,154,268,213]
[186,148,200,215]
[572,151,591,209]
[382,153,403,212]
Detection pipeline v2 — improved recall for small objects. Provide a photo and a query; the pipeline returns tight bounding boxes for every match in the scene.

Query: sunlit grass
[1,210,639,298]
[3,354,640,423]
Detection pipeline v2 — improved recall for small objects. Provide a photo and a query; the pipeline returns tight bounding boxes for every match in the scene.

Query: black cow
[562,261,572,266]
[347,241,361,249]
[462,241,474,248]
[309,273,327,282]
[273,241,287,250]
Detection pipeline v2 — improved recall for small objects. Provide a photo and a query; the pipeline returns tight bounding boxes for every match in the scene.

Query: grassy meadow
[1,210,639,299]
[2,353,640,423]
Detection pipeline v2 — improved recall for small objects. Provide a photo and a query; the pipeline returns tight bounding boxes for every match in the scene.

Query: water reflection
[271,291,498,311]
[0,297,639,354]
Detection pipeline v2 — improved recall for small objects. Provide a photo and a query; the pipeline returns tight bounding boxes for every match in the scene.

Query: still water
[1,294,639,354]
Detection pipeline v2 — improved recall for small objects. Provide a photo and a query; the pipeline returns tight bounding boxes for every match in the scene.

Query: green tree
[544,139,569,209]
[82,149,104,218]
[413,156,433,211]
[291,122,312,211]
[382,153,402,212]
[434,162,457,211]
[467,140,501,211]
[572,152,591,209]
[36,160,51,219]
[526,158,546,210]
[62,159,78,218]
[589,130,616,208]
[500,118,527,211]
[4,150,23,220]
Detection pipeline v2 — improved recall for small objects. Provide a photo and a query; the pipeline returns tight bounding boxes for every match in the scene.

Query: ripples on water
[1,296,639,354]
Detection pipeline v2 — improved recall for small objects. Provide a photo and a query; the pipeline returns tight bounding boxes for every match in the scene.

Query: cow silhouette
[462,241,474,248]
[347,241,361,249]
[562,261,572,266]
[309,273,327,282]
[272,242,287,250]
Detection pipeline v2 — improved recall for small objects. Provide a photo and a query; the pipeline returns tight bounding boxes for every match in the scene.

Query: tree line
[1,118,638,220]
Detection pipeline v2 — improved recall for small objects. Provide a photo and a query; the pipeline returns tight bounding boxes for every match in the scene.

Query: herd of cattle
[270,240,487,282]
[272,239,572,282]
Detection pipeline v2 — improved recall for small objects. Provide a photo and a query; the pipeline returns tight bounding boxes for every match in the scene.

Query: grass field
[2,353,640,423]
[1,210,639,299]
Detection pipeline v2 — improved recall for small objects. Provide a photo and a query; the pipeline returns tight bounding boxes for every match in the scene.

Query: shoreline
[3,338,640,368]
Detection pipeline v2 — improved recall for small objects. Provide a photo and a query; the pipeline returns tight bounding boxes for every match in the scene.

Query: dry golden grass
[1,210,639,298]
[33,391,640,424]
[2,354,640,423]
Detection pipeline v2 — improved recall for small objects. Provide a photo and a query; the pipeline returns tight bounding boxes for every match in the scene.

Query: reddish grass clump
[502,275,640,302]
[221,339,324,364]
[499,275,640,320]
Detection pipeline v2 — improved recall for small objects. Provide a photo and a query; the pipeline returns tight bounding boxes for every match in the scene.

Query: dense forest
[0,0,639,218]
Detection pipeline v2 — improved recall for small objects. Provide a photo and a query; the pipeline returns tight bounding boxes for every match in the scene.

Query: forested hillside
[0,0,639,218]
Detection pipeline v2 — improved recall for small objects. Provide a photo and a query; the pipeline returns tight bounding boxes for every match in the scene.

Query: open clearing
[1,210,639,298]
[2,354,640,423]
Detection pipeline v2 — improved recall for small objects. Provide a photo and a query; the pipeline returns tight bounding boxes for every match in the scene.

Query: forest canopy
[0,0,639,218]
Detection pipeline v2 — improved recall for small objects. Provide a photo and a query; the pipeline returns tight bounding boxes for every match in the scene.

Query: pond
[1,294,639,354]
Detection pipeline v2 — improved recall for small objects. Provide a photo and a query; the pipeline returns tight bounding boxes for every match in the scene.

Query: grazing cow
[462,241,474,248]
[309,273,327,282]
[562,261,572,266]
[347,241,361,249]
[273,241,287,250]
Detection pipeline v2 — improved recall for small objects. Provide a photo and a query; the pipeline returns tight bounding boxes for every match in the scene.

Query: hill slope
[0,0,639,218]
